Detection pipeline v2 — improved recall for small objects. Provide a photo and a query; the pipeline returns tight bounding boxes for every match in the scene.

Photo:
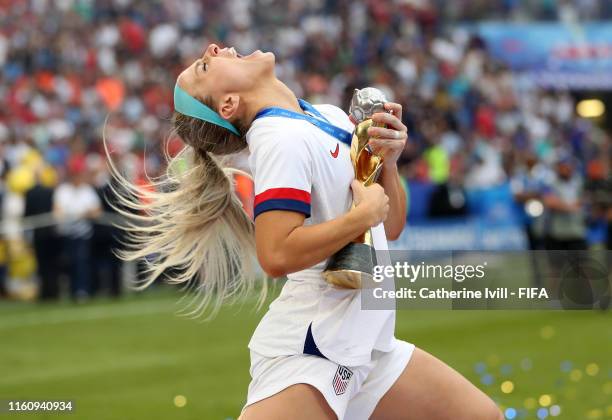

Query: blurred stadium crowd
[0,0,610,301]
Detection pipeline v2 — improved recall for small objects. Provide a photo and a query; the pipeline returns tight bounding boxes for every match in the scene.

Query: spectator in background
[583,158,611,310]
[541,156,590,304]
[511,152,553,286]
[422,118,450,185]
[92,175,124,299]
[584,159,611,248]
[543,157,587,251]
[511,152,553,248]
[53,157,101,302]
[604,154,612,310]
[0,194,6,298]
[429,157,468,218]
[0,137,9,297]
[465,138,506,189]
[24,166,60,300]
[608,156,612,252]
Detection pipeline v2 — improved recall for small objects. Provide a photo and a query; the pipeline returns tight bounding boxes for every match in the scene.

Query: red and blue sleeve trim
[254,188,311,218]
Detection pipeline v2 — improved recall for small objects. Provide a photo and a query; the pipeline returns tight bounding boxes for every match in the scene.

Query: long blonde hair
[107,99,265,318]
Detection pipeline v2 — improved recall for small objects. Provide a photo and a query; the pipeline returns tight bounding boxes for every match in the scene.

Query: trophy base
[323,269,370,289]
[323,242,376,289]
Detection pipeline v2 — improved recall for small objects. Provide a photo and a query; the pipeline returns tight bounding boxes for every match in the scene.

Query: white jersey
[246,104,396,367]
[54,183,101,239]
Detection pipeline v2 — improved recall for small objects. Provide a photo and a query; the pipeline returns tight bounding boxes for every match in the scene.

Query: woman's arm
[378,164,407,240]
[255,181,388,278]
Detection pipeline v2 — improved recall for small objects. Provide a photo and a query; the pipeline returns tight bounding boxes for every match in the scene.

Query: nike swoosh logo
[330,143,339,158]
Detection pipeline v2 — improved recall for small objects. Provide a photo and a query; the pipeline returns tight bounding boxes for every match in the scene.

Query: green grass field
[1,286,611,420]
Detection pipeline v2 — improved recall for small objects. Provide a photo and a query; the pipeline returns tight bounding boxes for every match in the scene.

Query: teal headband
[173,83,241,136]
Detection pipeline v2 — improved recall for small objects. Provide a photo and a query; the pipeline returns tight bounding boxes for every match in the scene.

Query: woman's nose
[205,43,220,57]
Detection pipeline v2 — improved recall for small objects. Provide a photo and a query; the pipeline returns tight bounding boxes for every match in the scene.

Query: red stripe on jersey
[254,188,311,206]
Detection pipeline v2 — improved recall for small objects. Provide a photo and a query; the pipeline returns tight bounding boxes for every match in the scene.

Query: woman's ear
[219,94,241,121]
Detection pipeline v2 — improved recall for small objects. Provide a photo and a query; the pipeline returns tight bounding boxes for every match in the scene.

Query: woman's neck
[242,78,304,125]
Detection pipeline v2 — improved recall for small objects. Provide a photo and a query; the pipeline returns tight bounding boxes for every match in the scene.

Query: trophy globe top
[349,87,387,123]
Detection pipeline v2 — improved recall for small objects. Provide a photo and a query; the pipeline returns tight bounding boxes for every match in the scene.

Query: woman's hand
[351,180,389,227]
[367,102,408,169]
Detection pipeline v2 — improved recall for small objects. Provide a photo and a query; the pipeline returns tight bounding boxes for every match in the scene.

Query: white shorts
[243,340,415,420]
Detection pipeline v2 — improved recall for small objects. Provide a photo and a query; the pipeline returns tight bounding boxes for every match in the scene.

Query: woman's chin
[244,49,274,60]
[261,52,276,73]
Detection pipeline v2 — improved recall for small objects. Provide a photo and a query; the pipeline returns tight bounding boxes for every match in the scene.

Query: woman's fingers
[371,111,405,131]
[370,102,404,127]
[368,126,407,140]
[368,139,404,149]
[368,138,406,155]
[365,102,407,161]
[384,102,403,120]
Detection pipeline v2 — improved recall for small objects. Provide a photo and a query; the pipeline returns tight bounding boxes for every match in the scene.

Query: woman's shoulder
[246,116,309,148]
[246,118,311,161]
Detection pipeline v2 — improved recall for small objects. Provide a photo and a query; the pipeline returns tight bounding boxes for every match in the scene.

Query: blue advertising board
[391,218,527,251]
[397,181,527,251]
[476,23,612,89]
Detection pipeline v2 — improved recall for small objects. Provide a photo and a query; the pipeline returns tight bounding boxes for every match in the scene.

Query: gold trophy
[323,87,388,289]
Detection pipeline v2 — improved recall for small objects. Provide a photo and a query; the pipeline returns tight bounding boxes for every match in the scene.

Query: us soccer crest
[332,365,353,395]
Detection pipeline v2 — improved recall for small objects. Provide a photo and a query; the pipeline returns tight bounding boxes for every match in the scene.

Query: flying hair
[103,100,266,319]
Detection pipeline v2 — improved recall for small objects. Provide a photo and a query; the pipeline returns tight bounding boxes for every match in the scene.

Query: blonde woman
[116,44,502,420]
